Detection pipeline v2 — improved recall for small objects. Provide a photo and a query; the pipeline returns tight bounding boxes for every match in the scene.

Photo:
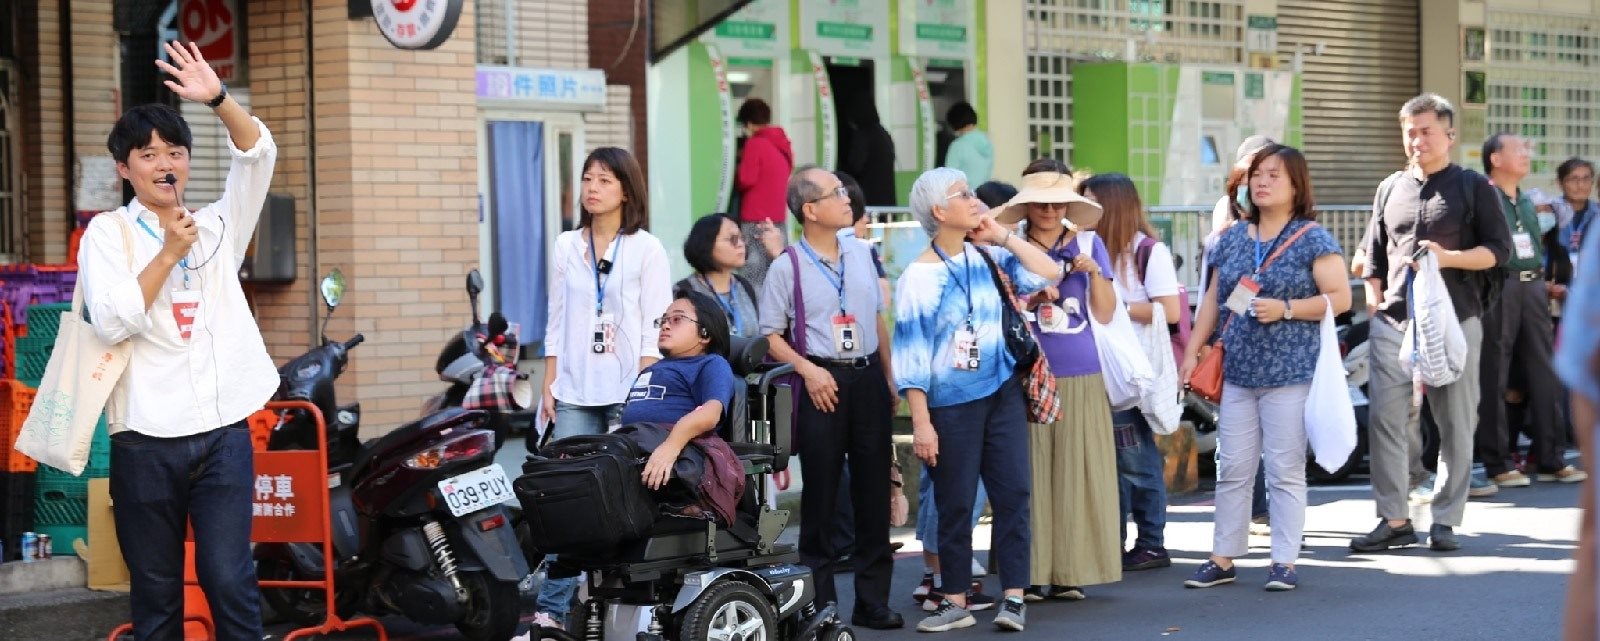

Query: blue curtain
[489,120,547,353]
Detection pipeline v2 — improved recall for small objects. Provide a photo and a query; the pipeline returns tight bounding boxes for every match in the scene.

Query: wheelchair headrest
[727,335,770,377]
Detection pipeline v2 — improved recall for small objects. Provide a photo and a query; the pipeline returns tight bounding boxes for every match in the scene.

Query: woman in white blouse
[535,146,672,629]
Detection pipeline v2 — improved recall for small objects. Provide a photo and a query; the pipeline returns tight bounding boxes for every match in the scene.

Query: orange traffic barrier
[106,401,387,640]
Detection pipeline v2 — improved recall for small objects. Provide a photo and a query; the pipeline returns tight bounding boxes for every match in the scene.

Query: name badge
[591,313,617,354]
[1512,232,1536,260]
[1225,276,1261,317]
[170,289,200,342]
[1037,303,1068,334]
[952,329,980,371]
[832,314,860,354]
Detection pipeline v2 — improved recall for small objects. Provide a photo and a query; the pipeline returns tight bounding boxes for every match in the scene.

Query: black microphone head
[163,173,177,185]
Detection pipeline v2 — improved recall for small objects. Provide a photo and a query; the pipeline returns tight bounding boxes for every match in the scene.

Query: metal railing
[863,204,1372,292]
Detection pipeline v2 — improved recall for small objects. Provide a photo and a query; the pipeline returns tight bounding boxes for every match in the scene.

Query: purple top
[1029,230,1114,378]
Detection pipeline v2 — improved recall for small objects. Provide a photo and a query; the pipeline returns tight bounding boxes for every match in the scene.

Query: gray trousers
[1369,316,1483,527]
[1214,384,1310,564]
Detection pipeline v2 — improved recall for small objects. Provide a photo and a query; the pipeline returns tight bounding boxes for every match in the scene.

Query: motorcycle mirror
[320,269,346,310]
[466,270,484,297]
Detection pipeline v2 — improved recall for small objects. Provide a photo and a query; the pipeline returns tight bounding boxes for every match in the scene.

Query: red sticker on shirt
[171,289,200,341]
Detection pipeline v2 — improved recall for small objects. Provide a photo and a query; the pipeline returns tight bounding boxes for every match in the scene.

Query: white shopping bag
[1080,234,1154,411]
[1305,295,1358,474]
[1138,302,1183,435]
[15,216,134,475]
[1399,252,1468,387]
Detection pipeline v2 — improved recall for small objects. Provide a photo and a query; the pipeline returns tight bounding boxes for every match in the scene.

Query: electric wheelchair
[522,337,855,641]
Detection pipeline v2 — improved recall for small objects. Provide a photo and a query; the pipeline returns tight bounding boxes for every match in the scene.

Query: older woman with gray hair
[893,167,1062,633]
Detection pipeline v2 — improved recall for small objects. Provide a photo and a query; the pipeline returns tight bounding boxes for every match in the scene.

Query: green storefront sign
[817,22,873,40]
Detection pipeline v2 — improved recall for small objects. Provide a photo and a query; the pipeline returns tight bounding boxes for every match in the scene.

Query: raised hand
[155,41,224,105]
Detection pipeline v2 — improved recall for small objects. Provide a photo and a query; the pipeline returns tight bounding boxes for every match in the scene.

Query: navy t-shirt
[619,354,737,425]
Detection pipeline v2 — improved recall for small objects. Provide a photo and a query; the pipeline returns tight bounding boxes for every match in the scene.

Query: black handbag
[975,246,1040,370]
[515,434,656,555]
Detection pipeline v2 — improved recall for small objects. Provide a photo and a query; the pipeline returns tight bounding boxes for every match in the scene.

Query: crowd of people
[74,40,1592,639]
[526,92,1595,635]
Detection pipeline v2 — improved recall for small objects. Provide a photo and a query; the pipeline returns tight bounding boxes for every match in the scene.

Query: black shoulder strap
[1458,168,1480,226]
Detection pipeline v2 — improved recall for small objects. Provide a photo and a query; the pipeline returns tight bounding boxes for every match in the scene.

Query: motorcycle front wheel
[455,571,522,641]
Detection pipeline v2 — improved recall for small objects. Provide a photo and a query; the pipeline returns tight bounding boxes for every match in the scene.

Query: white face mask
[1538,212,1558,234]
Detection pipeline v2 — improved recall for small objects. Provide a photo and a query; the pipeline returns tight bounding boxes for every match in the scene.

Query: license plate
[437,464,514,517]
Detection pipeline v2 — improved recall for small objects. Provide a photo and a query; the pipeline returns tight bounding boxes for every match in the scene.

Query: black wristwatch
[206,84,228,109]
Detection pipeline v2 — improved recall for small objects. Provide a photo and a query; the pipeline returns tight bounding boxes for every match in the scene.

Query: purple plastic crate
[1,283,35,326]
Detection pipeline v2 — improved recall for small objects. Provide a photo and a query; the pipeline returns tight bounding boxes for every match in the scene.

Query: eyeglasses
[808,186,849,204]
[653,314,703,329]
[1028,202,1068,210]
[944,189,978,202]
[1563,174,1595,184]
[721,234,745,246]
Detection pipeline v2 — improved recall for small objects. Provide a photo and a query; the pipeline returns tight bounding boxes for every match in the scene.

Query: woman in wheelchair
[624,291,743,511]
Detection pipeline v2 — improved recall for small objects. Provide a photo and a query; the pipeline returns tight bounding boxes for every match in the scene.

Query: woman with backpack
[1080,172,1183,572]
[678,213,761,338]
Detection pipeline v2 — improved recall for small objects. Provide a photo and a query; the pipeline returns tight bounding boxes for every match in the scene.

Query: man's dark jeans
[1112,409,1168,550]
[111,421,262,641]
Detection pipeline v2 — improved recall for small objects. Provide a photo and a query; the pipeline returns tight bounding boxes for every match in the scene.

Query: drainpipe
[60,0,74,240]
[302,0,321,341]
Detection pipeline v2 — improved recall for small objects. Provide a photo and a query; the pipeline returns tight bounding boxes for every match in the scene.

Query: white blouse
[544,228,673,406]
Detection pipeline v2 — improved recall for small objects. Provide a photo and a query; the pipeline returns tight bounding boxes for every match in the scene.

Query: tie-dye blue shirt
[893,243,1050,409]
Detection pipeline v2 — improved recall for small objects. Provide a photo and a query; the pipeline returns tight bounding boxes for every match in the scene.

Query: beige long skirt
[1030,373,1123,587]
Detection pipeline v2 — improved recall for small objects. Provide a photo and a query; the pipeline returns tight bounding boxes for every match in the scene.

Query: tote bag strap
[71,214,137,316]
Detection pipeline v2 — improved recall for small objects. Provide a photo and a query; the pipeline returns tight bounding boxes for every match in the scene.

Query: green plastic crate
[13,335,53,383]
[23,303,70,341]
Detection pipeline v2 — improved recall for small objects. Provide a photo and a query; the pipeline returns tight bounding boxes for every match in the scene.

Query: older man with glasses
[758,165,903,630]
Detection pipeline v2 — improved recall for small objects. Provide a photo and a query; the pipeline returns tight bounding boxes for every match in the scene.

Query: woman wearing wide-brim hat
[995,159,1125,601]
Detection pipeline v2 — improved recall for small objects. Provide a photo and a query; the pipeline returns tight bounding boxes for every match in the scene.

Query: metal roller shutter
[180,88,252,208]
[1278,0,1420,204]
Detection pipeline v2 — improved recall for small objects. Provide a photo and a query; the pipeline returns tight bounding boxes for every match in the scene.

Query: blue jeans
[537,401,623,624]
[110,422,261,641]
[1112,409,1167,551]
[925,376,1032,591]
[915,468,987,555]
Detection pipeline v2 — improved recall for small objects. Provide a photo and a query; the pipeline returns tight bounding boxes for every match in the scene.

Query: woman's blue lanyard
[135,217,191,289]
[797,238,846,315]
[931,242,973,330]
[1251,223,1284,277]
[588,229,622,317]
[699,274,741,332]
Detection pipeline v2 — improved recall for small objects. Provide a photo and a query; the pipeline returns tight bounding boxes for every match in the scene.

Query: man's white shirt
[79,117,279,437]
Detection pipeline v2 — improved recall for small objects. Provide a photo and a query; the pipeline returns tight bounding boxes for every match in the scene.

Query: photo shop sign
[372,0,465,50]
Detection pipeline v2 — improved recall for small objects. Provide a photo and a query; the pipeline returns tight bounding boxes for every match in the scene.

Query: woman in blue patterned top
[1179,144,1350,592]
[894,167,1062,633]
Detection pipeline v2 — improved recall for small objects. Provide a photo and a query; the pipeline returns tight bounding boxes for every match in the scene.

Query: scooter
[254,269,529,641]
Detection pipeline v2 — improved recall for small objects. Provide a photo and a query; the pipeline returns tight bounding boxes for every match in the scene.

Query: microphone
[163,173,185,212]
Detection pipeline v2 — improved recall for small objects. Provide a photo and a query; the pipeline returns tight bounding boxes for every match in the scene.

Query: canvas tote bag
[15,215,135,475]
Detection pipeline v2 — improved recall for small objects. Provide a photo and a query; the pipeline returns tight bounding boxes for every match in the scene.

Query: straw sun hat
[988,171,1103,230]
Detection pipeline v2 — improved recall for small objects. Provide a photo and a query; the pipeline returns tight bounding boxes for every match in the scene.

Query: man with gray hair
[758,165,902,629]
[1352,93,1513,553]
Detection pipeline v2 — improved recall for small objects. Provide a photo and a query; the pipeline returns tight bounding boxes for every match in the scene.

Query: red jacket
[736,127,793,223]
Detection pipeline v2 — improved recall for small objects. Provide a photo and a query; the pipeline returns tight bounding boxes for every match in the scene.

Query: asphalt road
[264,453,1581,641]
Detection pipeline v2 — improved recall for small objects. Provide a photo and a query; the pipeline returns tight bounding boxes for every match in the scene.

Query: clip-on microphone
[164,173,183,211]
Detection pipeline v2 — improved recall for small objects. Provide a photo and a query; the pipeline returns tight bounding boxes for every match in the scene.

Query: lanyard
[588,229,622,316]
[931,242,974,329]
[797,238,846,314]
[699,274,741,331]
[135,217,191,288]
[1251,224,1285,276]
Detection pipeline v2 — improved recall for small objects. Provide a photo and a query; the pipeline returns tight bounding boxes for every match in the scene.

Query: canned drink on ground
[20,532,36,562]
[37,534,51,559]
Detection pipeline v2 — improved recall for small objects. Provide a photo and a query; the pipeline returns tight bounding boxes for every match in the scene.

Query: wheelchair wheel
[678,581,775,641]
[820,625,856,641]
